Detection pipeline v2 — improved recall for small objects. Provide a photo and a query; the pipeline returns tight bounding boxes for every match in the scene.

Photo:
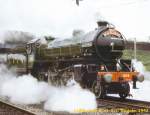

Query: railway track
[0,96,88,115]
[0,96,149,115]
[0,97,35,115]
[97,96,150,113]
[0,95,129,115]
[0,96,51,115]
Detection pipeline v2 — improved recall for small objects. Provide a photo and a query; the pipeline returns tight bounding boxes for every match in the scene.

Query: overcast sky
[0,0,150,41]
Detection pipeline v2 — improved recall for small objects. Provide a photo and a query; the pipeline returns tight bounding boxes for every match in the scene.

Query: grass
[122,50,150,71]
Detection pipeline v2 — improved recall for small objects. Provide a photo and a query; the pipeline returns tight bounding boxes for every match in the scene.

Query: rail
[97,96,150,113]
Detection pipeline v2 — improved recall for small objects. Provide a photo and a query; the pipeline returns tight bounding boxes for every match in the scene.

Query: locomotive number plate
[103,29,121,37]
[122,74,130,79]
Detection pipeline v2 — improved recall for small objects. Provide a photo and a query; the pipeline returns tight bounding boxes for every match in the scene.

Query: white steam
[44,82,97,112]
[0,64,97,113]
[0,31,35,44]
[0,64,14,88]
[0,54,7,62]
[1,74,49,104]
[132,59,145,74]
[132,59,150,80]
[130,59,150,101]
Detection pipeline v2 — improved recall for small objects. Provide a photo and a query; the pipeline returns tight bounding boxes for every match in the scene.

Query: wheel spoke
[92,81,105,98]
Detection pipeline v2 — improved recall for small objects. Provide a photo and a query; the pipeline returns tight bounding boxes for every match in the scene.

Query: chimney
[97,21,108,27]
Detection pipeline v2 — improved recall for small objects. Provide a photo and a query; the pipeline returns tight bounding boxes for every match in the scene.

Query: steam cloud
[44,82,97,112]
[0,64,97,113]
[130,59,150,101]
[0,31,35,44]
[1,74,48,104]
[132,59,150,80]
[132,59,145,74]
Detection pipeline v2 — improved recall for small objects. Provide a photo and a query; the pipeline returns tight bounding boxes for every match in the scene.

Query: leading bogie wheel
[92,81,105,98]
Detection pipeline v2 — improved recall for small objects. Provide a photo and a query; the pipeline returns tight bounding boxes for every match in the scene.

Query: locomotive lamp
[104,74,112,83]
[137,74,144,82]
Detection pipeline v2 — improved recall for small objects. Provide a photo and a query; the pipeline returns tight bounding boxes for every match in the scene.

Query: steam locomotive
[0,21,144,99]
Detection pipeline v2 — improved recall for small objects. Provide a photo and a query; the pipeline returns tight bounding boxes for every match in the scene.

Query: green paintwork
[42,45,82,58]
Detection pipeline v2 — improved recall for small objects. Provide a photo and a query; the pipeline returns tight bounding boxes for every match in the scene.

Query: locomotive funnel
[97,21,108,27]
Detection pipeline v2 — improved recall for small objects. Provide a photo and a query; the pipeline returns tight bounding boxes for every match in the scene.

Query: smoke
[0,31,35,44]
[0,54,7,62]
[0,64,16,93]
[132,59,145,74]
[130,59,150,101]
[132,59,150,80]
[0,64,97,113]
[44,81,97,112]
[1,74,49,104]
